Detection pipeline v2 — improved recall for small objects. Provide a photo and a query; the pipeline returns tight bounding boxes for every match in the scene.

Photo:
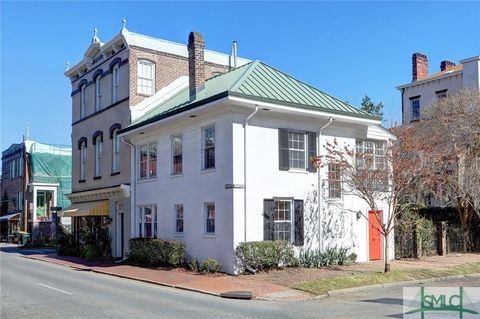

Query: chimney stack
[188,31,205,101]
[440,60,456,71]
[229,41,238,69]
[412,53,428,82]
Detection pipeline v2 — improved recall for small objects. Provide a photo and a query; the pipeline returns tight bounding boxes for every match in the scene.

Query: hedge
[235,240,295,273]
[128,238,186,267]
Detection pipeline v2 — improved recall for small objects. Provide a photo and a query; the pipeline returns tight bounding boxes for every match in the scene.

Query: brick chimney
[188,31,205,101]
[412,53,428,81]
[440,60,456,71]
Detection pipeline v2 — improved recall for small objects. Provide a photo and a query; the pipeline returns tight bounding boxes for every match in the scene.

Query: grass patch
[292,262,480,295]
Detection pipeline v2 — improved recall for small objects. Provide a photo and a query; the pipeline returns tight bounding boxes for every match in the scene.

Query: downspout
[122,137,136,243]
[243,105,259,242]
[400,88,405,125]
[318,117,333,251]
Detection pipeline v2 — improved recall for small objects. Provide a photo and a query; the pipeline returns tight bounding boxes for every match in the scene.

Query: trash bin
[21,233,30,246]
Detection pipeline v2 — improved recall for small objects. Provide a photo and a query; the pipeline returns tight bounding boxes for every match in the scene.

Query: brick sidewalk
[23,253,313,301]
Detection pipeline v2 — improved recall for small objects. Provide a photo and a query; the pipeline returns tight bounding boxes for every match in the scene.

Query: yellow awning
[61,200,109,217]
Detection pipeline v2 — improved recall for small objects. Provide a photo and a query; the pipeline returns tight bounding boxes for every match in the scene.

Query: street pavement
[1,246,479,319]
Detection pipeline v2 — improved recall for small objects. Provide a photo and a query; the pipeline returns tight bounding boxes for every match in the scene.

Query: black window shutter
[307,132,317,172]
[294,199,304,246]
[263,199,275,241]
[278,129,289,171]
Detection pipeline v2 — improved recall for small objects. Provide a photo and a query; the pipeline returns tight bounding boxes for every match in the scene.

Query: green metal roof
[125,60,379,132]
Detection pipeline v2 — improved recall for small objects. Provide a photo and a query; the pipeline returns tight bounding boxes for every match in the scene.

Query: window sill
[171,173,183,178]
[173,233,184,238]
[287,169,309,174]
[201,168,216,174]
[202,234,216,239]
[78,179,86,183]
[137,177,157,184]
[111,171,121,176]
[93,176,102,180]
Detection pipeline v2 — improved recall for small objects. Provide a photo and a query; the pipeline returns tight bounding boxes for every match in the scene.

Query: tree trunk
[384,233,391,273]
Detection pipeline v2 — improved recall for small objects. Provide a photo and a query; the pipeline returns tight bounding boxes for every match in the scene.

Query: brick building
[0,138,71,242]
[397,53,479,124]
[64,20,248,259]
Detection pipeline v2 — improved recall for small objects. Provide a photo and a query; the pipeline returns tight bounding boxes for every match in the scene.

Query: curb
[313,273,480,299]
[22,255,244,299]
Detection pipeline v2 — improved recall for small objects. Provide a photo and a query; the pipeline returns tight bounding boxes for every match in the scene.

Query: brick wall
[129,46,229,106]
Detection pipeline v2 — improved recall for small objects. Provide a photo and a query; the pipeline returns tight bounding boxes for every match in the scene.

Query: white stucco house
[119,32,395,274]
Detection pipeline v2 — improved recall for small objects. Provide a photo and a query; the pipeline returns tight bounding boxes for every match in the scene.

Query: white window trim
[94,137,103,177]
[204,202,216,234]
[138,142,157,180]
[202,125,215,171]
[136,205,157,238]
[174,204,184,234]
[327,163,342,199]
[137,60,155,96]
[112,130,120,173]
[171,134,183,175]
[287,130,308,172]
[273,199,294,243]
[95,76,102,111]
[80,142,87,180]
[112,64,120,103]
[80,84,87,119]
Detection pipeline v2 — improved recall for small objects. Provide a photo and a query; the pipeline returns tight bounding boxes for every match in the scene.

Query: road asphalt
[1,246,479,319]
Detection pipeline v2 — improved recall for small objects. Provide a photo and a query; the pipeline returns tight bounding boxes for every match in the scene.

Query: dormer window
[137,60,155,96]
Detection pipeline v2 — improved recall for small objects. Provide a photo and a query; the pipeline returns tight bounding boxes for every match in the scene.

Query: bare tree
[320,127,423,272]
[417,88,480,251]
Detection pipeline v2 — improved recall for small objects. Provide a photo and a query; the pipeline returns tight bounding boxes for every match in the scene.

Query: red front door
[368,210,382,260]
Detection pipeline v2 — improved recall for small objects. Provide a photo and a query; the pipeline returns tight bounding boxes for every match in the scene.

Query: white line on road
[38,283,72,295]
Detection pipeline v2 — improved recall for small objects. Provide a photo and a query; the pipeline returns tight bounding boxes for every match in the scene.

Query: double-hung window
[273,200,293,242]
[356,140,385,170]
[328,163,342,198]
[410,98,420,121]
[112,129,120,173]
[288,131,306,169]
[94,136,103,177]
[137,205,157,238]
[95,75,102,111]
[139,142,157,179]
[203,126,215,170]
[80,84,86,119]
[80,141,87,180]
[172,135,182,175]
[175,204,184,233]
[112,64,120,103]
[205,203,215,234]
[137,60,155,96]
[278,129,317,172]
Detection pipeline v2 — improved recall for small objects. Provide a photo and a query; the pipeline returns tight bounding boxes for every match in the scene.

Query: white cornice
[396,69,463,90]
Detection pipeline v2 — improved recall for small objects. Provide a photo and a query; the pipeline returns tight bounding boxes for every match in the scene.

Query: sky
[1,1,479,152]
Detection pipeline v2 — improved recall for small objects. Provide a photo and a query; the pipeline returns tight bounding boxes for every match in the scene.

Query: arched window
[80,84,86,119]
[111,128,120,173]
[79,139,87,180]
[95,75,102,111]
[137,60,155,96]
[94,134,103,177]
[112,63,120,103]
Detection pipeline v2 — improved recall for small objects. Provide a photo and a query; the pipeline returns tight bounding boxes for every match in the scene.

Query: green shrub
[298,248,357,268]
[56,232,79,256]
[235,241,295,273]
[80,228,111,260]
[201,258,222,273]
[186,257,201,272]
[128,238,186,267]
